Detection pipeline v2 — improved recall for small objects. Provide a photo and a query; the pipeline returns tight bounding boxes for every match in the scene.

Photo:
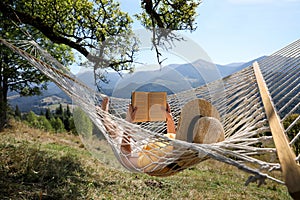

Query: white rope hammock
[1,38,300,189]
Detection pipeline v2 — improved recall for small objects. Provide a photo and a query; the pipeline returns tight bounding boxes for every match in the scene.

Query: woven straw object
[176,99,224,144]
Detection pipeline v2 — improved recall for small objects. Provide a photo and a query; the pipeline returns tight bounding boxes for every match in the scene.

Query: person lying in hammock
[100,97,225,176]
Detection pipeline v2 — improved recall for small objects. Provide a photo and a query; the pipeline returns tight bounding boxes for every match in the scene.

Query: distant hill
[95,57,265,98]
[8,83,71,113]
[216,56,266,78]
[8,57,264,113]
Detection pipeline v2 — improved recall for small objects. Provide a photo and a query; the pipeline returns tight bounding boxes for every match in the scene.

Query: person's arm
[125,103,138,123]
[98,97,119,139]
[100,98,139,169]
[121,104,137,153]
[166,103,176,133]
[120,103,140,169]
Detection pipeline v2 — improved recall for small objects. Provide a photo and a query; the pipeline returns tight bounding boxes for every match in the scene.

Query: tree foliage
[26,111,39,128]
[136,0,202,65]
[137,0,201,31]
[283,114,300,155]
[0,0,201,69]
[50,117,65,133]
[14,105,22,120]
[0,9,74,130]
[19,104,76,134]
[0,0,135,69]
[45,108,52,120]
[73,107,93,138]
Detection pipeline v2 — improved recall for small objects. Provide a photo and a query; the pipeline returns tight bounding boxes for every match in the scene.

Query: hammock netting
[1,37,299,186]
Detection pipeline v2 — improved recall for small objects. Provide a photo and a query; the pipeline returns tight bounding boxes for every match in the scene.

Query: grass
[0,120,293,200]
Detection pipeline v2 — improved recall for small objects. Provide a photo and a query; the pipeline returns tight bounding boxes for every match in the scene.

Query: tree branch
[142,0,165,28]
[0,1,90,57]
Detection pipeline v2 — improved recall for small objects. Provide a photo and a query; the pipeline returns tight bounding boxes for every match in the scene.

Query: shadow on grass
[0,142,103,200]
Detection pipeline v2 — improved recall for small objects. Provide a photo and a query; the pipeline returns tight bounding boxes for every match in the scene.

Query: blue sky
[119,0,300,65]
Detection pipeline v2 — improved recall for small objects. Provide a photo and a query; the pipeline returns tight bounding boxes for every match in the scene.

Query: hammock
[1,38,300,194]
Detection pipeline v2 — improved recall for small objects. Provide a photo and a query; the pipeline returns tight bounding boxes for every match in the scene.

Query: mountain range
[8,57,265,113]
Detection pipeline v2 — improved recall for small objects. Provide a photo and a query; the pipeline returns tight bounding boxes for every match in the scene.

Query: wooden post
[253,61,300,199]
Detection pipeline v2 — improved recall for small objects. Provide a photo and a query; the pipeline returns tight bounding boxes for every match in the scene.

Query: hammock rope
[1,38,300,188]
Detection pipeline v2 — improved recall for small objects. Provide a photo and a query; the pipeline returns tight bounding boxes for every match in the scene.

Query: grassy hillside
[0,120,292,200]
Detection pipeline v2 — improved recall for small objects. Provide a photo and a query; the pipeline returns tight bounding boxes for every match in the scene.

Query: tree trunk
[0,57,8,131]
[0,90,8,131]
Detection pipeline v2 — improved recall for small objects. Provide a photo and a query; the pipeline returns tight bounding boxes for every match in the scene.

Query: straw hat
[176,99,225,143]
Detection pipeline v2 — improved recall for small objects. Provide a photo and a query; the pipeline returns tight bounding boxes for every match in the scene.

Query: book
[131,91,167,122]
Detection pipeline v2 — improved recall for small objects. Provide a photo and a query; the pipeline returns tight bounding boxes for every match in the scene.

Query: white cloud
[228,0,272,4]
[228,0,299,4]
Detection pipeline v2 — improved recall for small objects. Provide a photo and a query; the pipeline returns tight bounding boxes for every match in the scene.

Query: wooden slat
[253,61,300,199]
